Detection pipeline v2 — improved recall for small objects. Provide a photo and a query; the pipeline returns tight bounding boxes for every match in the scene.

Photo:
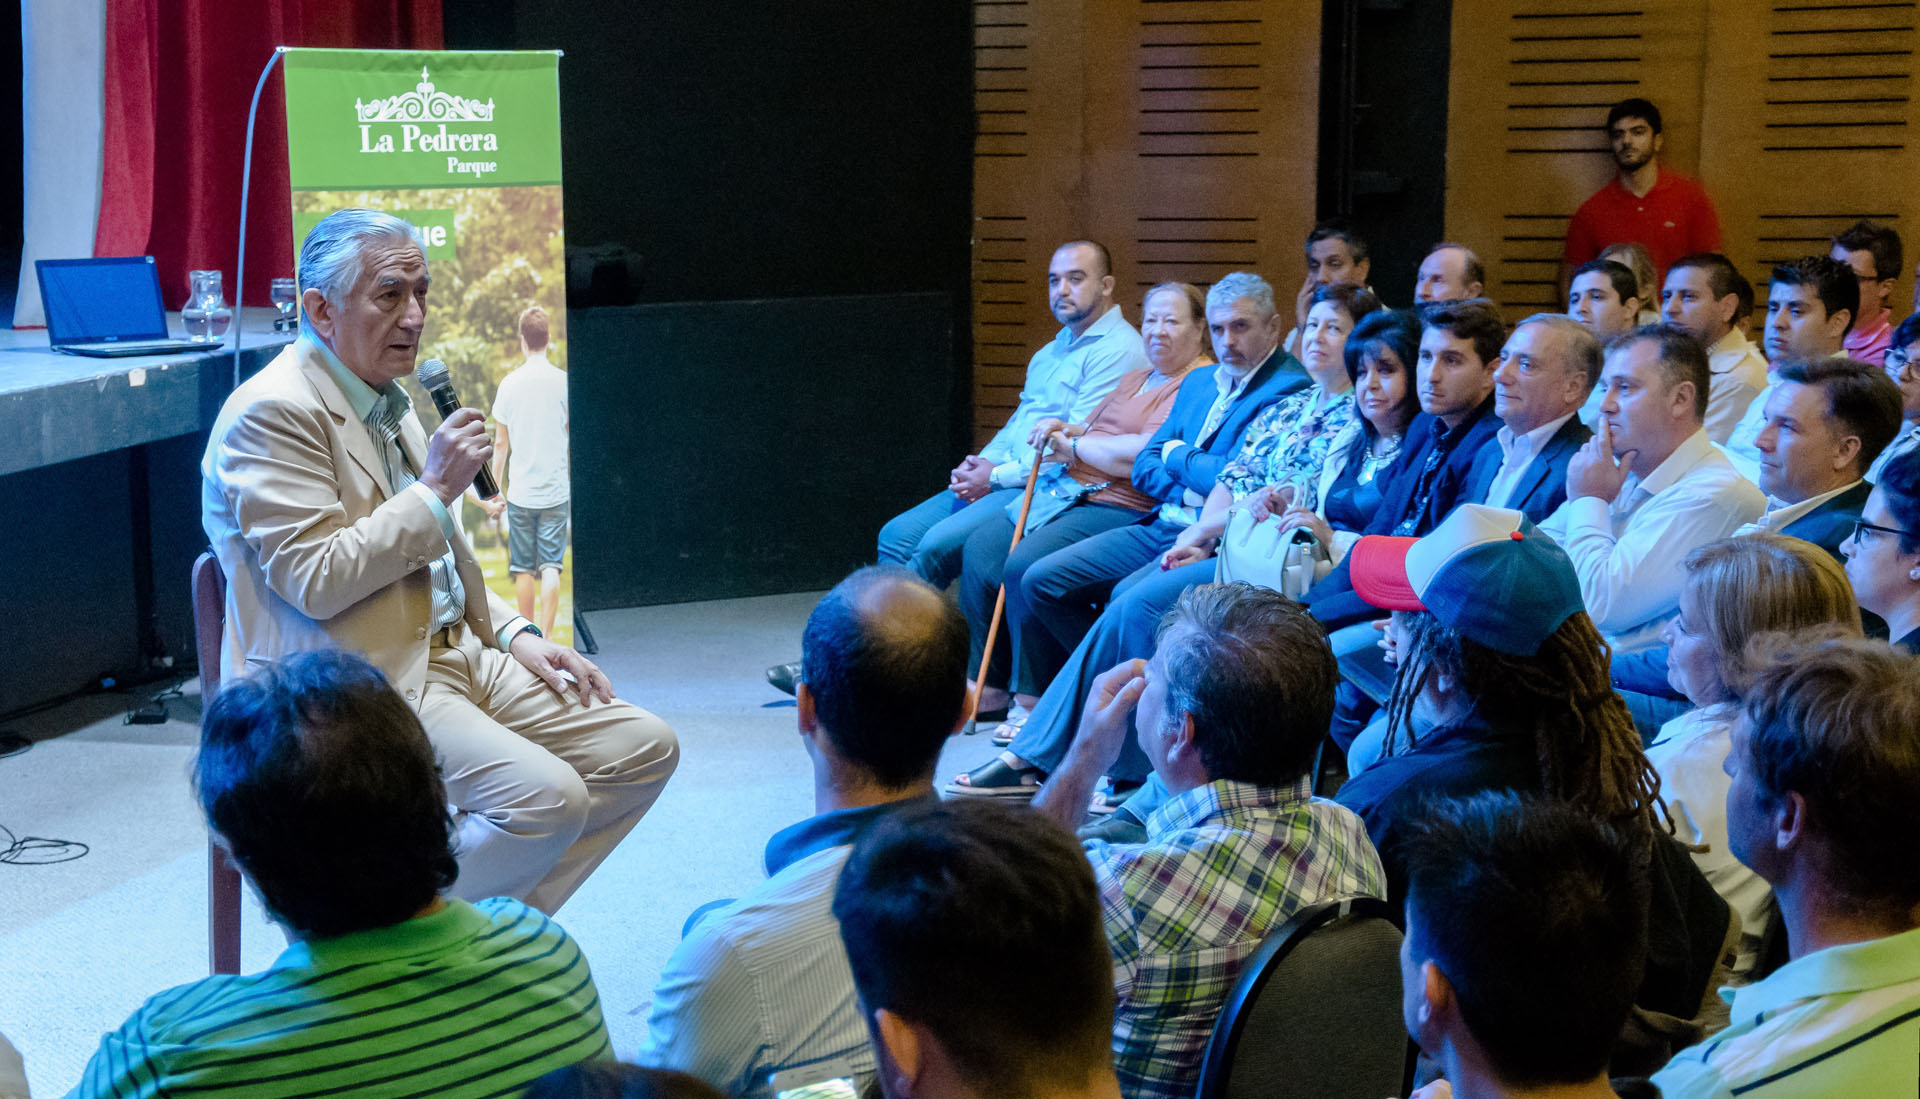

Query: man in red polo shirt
[1563,98,1722,291]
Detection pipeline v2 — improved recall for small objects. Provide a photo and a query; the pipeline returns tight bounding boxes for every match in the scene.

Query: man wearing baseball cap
[1332,504,1729,1020]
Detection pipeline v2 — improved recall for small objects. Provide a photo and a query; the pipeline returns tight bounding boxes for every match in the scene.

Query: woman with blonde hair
[1654,532,1862,966]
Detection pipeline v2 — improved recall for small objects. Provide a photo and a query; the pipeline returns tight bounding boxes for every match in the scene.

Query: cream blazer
[201,340,516,701]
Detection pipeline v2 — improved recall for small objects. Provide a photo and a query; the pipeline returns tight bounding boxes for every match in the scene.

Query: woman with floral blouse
[1160,284,1398,570]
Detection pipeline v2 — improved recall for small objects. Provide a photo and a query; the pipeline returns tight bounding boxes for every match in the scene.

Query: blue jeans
[876,488,1022,588]
[1009,554,1217,782]
[958,502,1148,693]
[1011,516,1184,693]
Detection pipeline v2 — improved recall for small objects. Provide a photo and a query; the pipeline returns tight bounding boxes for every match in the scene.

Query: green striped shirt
[1652,924,1920,1098]
[68,898,610,1099]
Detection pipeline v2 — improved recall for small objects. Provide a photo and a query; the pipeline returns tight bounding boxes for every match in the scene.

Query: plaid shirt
[1085,777,1387,1099]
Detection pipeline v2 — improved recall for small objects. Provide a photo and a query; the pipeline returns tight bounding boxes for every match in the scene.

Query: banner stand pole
[230,47,288,391]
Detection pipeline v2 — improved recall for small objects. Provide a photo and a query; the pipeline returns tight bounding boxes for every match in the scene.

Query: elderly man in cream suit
[202,208,678,913]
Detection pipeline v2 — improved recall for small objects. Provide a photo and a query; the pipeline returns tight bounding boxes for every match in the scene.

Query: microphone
[415,358,501,499]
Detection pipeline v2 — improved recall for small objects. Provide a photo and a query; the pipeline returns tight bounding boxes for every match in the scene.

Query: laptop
[35,256,208,357]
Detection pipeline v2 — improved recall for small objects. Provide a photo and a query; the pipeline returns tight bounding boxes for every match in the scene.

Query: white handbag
[1213,507,1330,599]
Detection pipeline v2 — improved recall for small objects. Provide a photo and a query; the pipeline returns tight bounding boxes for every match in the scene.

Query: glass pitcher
[182,269,235,342]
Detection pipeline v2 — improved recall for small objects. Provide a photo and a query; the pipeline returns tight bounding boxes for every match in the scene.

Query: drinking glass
[270,278,298,332]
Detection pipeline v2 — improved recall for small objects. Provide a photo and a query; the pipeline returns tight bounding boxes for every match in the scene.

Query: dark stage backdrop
[446,1,976,607]
[572,295,954,608]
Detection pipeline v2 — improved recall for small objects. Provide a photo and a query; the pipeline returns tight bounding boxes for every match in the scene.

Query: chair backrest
[1194,896,1412,1099]
[192,551,225,700]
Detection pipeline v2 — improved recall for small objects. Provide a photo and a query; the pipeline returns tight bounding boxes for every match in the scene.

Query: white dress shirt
[1540,428,1766,652]
[1734,479,1862,537]
[980,303,1146,488]
[1483,412,1576,510]
[1704,329,1769,445]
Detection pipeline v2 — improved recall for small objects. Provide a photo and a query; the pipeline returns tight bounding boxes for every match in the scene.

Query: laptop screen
[36,257,171,344]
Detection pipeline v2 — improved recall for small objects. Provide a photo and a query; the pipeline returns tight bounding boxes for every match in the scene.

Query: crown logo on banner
[356,67,496,124]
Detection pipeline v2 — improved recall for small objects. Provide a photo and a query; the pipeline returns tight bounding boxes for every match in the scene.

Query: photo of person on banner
[489,304,572,641]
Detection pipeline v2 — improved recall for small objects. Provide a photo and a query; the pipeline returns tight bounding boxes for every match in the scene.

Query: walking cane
[968,445,1050,726]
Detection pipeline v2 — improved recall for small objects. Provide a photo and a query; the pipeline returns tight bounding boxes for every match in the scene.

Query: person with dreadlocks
[1334,503,1733,1026]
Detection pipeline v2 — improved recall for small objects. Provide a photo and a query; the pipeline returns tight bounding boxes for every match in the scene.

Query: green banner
[284,49,563,190]
[285,49,577,645]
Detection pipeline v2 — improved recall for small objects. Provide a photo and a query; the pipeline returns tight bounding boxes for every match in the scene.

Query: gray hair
[1205,272,1276,319]
[1516,312,1604,388]
[298,208,427,324]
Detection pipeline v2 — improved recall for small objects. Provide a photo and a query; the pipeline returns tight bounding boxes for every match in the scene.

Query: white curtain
[14,0,107,328]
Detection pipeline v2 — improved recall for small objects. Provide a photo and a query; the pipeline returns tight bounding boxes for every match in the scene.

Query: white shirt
[1735,479,1862,538]
[1869,421,1920,483]
[1484,412,1577,510]
[1646,704,1770,971]
[490,352,571,509]
[1705,329,1770,445]
[980,303,1145,488]
[1540,429,1766,652]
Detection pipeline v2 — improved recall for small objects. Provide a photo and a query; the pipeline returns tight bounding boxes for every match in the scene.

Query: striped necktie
[366,405,415,496]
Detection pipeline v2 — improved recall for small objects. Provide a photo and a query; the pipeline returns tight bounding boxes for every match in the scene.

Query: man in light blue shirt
[767,241,1141,695]
[643,567,969,1098]
[1652,638,1920,1098]
[877,240,1142,585]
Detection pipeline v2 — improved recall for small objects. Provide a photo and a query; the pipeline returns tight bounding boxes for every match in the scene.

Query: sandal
[988,706,1031,747]
[944,757,1044,798]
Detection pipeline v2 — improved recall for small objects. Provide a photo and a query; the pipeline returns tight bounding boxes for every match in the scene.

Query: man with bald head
[644,566,969,1099]
[1414,242,1486,304]
[872,240,1144,589]
[768,240,1145,695]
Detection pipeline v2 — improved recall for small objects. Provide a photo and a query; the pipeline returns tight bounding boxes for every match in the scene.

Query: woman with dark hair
[1158,300,1416,573]
[1868,312,1920,481]
[1263,306,1424,565]
[1844,446,1920,651]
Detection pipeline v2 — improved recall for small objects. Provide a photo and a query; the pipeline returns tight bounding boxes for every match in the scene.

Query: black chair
[1194,896,1413,1099]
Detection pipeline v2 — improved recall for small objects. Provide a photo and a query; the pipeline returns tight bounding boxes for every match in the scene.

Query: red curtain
[96,0,444,310]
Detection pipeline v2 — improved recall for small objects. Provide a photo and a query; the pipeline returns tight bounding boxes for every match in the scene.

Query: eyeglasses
[1850,517,1918,543]
[1888,349,1914,374]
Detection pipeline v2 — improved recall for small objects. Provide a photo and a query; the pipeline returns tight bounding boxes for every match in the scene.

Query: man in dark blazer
[1465,314,1600,521]
[1307,299,1511,633]
[1338,314,1599,709]
[1008,271,1304,678]
[1612,355,1903,736]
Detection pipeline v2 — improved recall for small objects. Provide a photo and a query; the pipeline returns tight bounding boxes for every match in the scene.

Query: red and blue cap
[1349,504,1586,657]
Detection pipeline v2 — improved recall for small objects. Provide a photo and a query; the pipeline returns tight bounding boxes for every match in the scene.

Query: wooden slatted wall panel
[973,0,1085,438]
[971,0,1321,447]
[1443,1,1708,323]
[1698,0,1917,300]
